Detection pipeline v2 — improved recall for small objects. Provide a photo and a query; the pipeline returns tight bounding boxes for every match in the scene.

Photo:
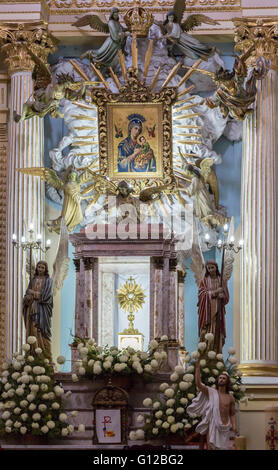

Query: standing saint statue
[190,218,235,353]
[197,260,229,354]
[23,261,53,361]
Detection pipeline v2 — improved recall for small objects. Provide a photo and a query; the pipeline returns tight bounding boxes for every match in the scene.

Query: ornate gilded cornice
[0,21,58,75]
[233,17,278,72]
[47,0,240,9]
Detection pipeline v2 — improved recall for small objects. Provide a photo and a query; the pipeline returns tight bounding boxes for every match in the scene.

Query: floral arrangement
[71,336,168,382]
[130,334,245,441]
[0,336,84,438]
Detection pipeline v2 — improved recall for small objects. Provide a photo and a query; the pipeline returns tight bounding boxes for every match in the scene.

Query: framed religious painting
[91,71,176,192]
[107,103,163,179]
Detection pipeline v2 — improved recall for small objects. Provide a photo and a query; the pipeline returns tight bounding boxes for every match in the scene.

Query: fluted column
[234,18,278,376]
[169,257,177,341]
[0,22,57,355]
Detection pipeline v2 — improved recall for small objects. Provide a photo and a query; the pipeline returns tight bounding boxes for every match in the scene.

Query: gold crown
[123,5,154,37]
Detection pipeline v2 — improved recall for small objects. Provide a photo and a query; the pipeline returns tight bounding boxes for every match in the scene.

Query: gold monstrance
[116,276,146,335]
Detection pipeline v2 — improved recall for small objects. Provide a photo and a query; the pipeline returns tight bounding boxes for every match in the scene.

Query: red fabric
[197,276,229,339]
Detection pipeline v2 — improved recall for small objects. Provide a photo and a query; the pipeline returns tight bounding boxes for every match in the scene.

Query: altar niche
[70,224,185,368]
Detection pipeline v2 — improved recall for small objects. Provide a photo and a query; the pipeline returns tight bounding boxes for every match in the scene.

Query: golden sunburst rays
[116,276,146,334]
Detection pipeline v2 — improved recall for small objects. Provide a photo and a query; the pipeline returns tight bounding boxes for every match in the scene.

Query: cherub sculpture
[13,47,91,122]
[154,0,219,61]
[181,158,228,229]
[190,218,235,353]
[206,52,270,120]
[18,164,96,233]
[72,8,130,68]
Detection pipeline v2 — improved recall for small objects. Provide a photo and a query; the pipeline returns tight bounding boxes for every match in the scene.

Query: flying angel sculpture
[155,0,219,61]
[72,8,130,68]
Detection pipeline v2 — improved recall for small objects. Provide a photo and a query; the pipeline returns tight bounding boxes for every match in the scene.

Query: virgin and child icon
[117,114,157,173]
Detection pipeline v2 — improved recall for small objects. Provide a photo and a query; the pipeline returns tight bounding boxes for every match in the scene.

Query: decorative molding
[83,256,94,270]
[73,257,80,272]
[153,256,164,270]
[0,21,58,75]
[233,17,278,72]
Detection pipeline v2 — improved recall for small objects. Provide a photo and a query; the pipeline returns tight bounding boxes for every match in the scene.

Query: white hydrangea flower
[13,362,22,371]
[135,429,145,439]
[68,425,74,433]
[205,333,214,342]
[35,348,42,355]
[32,413,41,421]
[208,351,216,359]
[14,421,21,429]
[162,422,170,429]
[228,356,237,365]
[59,413,68,423]
[129,430,136,440]
[240,385,246,392]
[29,403,36,411]
[187,365,195,373]
[167,416,175,424]
[164,388,175,398]
[179,381,189,391]
[191,351,200,359]
[180,397,188,405]
[93,364,102,375]
[20,400,28,408]
[216,362,224,370]
[38,404,47,412]
[155,410,163,418]
[150,359,159,369]
[174,365,184,375]
[208,377,216,383]
[166,408,174,415]
[187,393,195,400]
[185,423,192,429]
[78,424,85,433]
[233,385,239,391]
[143,398,152,407]
[14,407,21,415]
[198,342,207,352]
[155,419,162,427]
[54,386,64,397]
[153,401,161,410]
[27,356,34,362]
[61,428,69,436]
[212,369,219,376]
[176,407,184,414]
[170,424,178,433]
[21,413,28,421]
[216,354,223,360]
[183,373,194,382]
[200,359,206,368]
[57,356,66,365]
[144,364,152,373]
[2,411,11,420]
[137,414,144,423]
[46,421,55,429]
[51,402,60,410]
[149,340,158,349]
[32,423,39,429]
[27,336,37,345]
[71,374,79,382]
[22,344,30,352]
[166,399,175,407]
[159,383,169,392]
[170,373,179,382]
[11,372,20,380]
[41,425,49,434]
[152,428,159,435]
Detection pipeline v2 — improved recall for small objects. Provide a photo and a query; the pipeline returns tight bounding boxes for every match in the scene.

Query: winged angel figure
[13,46,90,122]
[190,218,235,353]
[154,0,219,61]
[18,165,97,234]
[72,8,129,68]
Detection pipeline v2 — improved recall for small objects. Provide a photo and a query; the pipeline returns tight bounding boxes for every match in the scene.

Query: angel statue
[154,0,218,61]
[23,220,70,361]
[205,52,270,120]
[190,219,235,353]
[181,158,228,229]
[18,164,96,233]
[13,47,91,122]
[72,8,130,68]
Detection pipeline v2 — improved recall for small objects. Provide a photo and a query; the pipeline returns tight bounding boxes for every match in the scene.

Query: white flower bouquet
[0,337,82,438]
[132,337,245,441]
[72,336,168,381]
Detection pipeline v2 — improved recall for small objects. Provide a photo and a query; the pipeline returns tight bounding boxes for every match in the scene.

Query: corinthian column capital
[0,21,58,75]
[233,17,278,71]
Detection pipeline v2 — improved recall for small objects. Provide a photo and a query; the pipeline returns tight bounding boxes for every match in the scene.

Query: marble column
[99,272,115,347]
[177,270,186,348]
[83,257,94,338]
[152,257,163,340]
[72,258,80,367]
[233,18,278,376]
[0,73,8,364]
[0,23,57,355]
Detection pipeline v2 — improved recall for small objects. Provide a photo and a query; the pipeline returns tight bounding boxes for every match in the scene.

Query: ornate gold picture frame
[91,69,176,189]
